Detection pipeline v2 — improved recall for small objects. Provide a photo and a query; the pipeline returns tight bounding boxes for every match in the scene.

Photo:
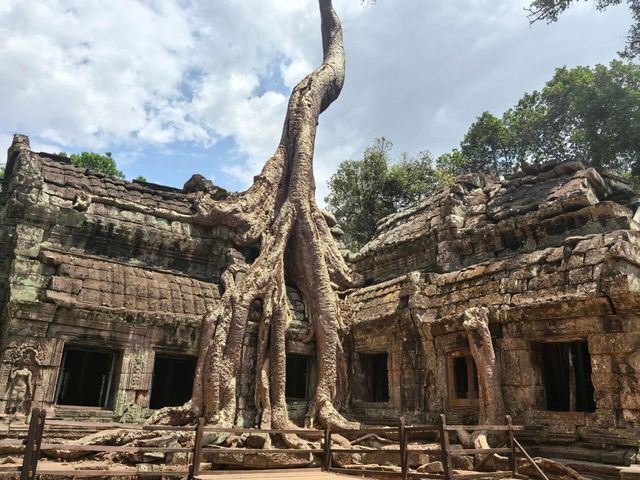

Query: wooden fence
[7,409,548,480]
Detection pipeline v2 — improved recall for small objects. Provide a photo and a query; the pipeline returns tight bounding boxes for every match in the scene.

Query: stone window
[285,354,314,400]
[150,355,197,409]
[355,352,389,403]
[447,351,479,407]
[55,346,119,408]
[539,340,595,412]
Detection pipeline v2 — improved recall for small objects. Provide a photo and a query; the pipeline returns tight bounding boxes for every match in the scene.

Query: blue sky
[0,0,633,202]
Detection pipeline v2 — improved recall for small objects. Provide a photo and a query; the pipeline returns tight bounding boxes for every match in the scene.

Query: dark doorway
[150,355,197,409]
[540,341,596,412]
[55,346,118,408]
[285,355,313,400]
[356,353,389,402]
[447,352,479,407]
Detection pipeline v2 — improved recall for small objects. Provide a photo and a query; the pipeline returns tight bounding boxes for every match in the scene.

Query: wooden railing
[8,409,547,480]
[327,414,540,480]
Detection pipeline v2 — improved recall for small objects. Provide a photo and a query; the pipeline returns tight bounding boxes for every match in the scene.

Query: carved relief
[5,341,50,365]
[128,354,145,390]
[4,348,39,415]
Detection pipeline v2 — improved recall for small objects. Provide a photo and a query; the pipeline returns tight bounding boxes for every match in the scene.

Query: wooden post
[323,426,332,472]
[30,409,46,477]
[399,416,408,480]
[189,417,205,480]
[506,415,517,477]
[438,414,452,480]
[20,408,40,480]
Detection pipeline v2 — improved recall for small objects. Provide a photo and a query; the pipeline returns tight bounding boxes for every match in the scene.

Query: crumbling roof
[38,152,195,215]
[347,160,640,331]
[351,160,638,283]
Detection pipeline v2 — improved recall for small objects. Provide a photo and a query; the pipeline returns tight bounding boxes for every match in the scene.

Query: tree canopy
[59,151,125,179]
[437,60,640,180]
[325,138,443,249]
[527,0,640,58]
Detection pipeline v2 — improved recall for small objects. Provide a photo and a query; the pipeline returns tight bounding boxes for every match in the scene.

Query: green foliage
[435,149,468,185]
[0,166,4,180]
[438,61,640,181]
[134,175,147,182]
[61,151,125,179]
[326,138,442,249]
[460,112,515,178]
[527,0,640,59]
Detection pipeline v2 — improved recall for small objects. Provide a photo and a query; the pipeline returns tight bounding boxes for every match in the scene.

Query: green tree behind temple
[0,166,4,180]
[58,151,146,182]
[437,61,640,181]
[59,151,125,179]
[459,112,515,178]
[326,138,443,250]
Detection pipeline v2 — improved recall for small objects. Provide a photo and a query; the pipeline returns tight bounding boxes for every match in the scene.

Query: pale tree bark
[173,0,364,433]
[458,307,506,449]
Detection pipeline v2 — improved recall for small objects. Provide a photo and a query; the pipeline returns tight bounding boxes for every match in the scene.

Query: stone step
[551,457,630,480]
[620,466,640,480]
[526,445,636,467]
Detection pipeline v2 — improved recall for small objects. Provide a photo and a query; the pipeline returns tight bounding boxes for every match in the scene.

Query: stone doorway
[55,346,118,408]
[539,340,596,412]
[150,355,196,409]
[285,354,314,400]
[355,352,389,403]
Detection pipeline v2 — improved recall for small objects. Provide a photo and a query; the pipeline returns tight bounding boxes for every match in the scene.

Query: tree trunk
[181,0,363,432]
[459,307,506,449]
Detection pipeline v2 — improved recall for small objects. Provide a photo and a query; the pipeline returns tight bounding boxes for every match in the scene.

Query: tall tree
[506,61,640,173]
[527,0,640,58]
[153,0,364,432]
[326,139,441,249]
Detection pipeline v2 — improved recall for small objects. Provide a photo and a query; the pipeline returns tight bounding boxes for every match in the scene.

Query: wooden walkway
[195,468,370,479]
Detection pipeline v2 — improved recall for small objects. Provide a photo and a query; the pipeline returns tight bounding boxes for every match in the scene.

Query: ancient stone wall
[2,134,639,463]
[0,135,236,422]
[346,160,640,459]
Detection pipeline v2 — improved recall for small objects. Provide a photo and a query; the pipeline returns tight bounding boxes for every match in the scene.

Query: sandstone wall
[0,135,234,422]
[347,160,640,457]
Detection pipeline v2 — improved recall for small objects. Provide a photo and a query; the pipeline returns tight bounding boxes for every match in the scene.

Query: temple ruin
[1,133,639,474]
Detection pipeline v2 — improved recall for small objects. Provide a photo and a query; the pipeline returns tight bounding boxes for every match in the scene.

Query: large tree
[162,0,365,433]
[459,112,515,178]
[527,0,640,58]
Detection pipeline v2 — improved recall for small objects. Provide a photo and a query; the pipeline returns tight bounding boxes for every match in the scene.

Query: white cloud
[0,0,196,148]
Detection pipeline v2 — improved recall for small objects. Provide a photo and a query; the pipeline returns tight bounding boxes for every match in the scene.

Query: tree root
[458,307,506,450]
[491,454,585,480]
[29,0,359,464]
[183,0,363,435]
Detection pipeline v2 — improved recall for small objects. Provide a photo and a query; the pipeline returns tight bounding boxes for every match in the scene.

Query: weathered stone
[2,135,640,470]
[418,461,444,473]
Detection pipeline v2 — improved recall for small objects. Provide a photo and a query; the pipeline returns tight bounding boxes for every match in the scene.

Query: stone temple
[1,134,639,470]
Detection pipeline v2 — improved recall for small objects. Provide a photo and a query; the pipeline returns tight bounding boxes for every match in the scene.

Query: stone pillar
[114,347,154,422]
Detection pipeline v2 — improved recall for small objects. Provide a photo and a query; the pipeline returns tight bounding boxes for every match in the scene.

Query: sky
[0,0,632,202]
